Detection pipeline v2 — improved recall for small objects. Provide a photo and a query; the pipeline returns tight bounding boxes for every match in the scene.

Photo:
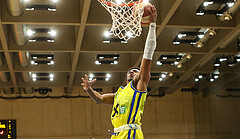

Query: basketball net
[98,0,144,41]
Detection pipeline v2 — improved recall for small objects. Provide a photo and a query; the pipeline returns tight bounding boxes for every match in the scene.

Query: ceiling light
[195,41,204,48]
[196,12,204,15]
[104,31,110,37]
[195,78,199,82]
[214,62,220,67]
[49,74,54,78]
[50,78,54,81]
[177,34,186,38]
[198,34,204,39]
[114,61,118,64]
[116,0,124,4]
[208,29,216,37]
[23,0,30,2]
[210,78,214,82]
[48,30,56,37]
[89,78,93,81]
[186,54,192,59]
[203,1,214,6]
[214,75,219,79]
[105,78,110,81]
[162,57,168,60]
[126,32,133,38]
[50,61,54,65]
[99,56,104,59]
[169,72,174,76]
[27,29,35,36]
[32,74,37,78]
[156,61,162,66]
[159,78,163,81]
[227,2,234,7]
[173,41,180,45]
[106,73,111,78]
[52,0,58,3]
[219,57,227,62]
[161,74,166,79]
[89,74,94,78]
[47,39,54,43]
[177,63,183,68]
[95,60,101,65]
[26,8,35,11]
[174,61,179,65]
[198,75,203,79]
[33,78,37,81]
[31,61,35,65]
[29,39,37,42]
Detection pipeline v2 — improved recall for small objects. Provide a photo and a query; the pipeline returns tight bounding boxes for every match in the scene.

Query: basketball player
[81,5,157,139]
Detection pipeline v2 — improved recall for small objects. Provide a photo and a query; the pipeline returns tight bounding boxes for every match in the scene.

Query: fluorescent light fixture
[29,39,37,42]
[89,74,94,78]
[32,74,37,78]
[126,32,133,38]
[219,58,227,62]
[161,74,166,79]
[105,78,110,81]
[104,31,110,37]
[214,75,219,79]
[173,41,180,45]
[95,60,101,65]
[48,8,56,11]
[114,61,118,64]
[196,12,204,15]
[174,61,179,65]
[178,34,187,38]
[103,40,110,43]
[47,39,54,43]
[227,2,234,7]
[49,74,54,78]
[162,57,167,60]
[203,1,214,6]
[156,61,162,66]
[198,34,204,39]
[27,29,35,36]
[48,30,56,37]
[26,8,35,11]
[106,73,111,78]
[50,61,54,65]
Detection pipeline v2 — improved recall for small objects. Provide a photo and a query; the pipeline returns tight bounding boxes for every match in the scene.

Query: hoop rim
[98,0,143,7]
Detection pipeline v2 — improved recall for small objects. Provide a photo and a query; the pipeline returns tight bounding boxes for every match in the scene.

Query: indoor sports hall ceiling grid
[0,0,239,97]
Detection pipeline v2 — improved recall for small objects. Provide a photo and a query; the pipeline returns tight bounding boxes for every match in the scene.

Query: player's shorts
[111,129,143,139]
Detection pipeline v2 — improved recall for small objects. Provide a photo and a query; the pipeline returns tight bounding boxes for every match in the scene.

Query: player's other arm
[136,6,157,91]
[81,74,115,105]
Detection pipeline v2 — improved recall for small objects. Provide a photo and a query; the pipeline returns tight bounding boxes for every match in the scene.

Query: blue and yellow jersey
[111,81,147,139]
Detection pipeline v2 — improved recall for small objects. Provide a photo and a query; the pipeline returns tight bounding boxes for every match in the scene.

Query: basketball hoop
[98,0,145,41]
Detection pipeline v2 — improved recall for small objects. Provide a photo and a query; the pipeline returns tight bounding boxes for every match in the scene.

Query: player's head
[126,67,140,83]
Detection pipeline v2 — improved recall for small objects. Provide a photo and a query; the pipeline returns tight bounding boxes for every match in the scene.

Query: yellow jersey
[111,81,147,139]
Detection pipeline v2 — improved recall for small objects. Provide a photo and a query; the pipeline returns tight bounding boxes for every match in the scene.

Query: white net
[98,0,145,41]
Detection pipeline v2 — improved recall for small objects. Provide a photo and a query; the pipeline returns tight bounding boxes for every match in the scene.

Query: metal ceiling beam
[0,17,19,93]
[164,14,240,94]
[67,0,91,92]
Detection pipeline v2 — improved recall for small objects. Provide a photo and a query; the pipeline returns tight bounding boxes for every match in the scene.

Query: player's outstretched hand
[81,74,96,91]
[148,5,157,23]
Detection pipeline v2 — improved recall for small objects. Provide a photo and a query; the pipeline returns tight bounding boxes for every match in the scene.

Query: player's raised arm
[81,74,115,105]
[136,6,157,91]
